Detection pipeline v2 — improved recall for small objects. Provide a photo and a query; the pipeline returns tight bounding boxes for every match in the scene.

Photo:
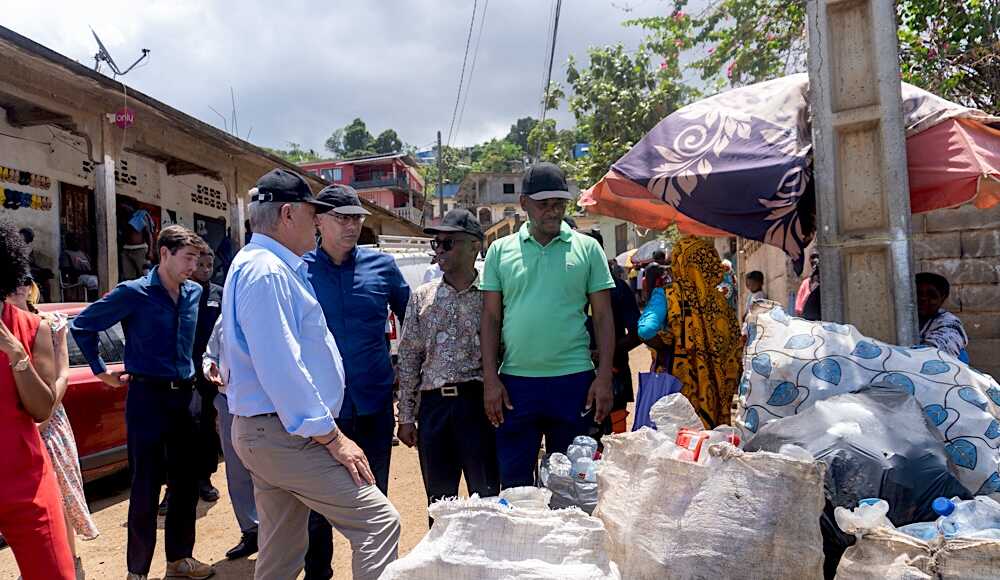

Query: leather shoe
[225,532,258,560]
[198,481,220,503]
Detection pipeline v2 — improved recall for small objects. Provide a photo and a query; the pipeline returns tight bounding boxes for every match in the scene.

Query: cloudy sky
[1,0,672,154]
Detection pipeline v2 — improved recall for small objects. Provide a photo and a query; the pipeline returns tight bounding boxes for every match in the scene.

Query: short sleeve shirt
[481,221,615,377]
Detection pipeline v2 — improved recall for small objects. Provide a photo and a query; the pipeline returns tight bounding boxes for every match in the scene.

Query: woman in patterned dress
[638,236,743,428]
[8,280,99,579]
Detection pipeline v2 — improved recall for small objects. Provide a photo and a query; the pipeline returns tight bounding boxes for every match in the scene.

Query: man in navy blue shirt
[71,226,214,580]
[302,185,409,580]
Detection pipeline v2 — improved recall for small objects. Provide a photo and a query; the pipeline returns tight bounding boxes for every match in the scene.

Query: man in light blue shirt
[223,169,400,580]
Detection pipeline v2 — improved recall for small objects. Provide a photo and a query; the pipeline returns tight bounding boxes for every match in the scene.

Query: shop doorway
[59,183,97,301]
[193,213,229,283]
[115,195,161,282]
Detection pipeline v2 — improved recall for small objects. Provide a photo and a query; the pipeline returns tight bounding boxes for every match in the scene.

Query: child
[744,271,766,315]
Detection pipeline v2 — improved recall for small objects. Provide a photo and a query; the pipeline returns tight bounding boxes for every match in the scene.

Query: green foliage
[418,145,470,194]
[505,117,539,153]
[342,118,375,156]
[373,129,403,154]
[632,0,997,113]
[564,43,698,189]
[324,128,345,156]
[470,139,525,173]
[263,143,321,164]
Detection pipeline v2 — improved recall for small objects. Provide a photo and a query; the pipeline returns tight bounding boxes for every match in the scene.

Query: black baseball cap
[250,169,333,211]
[424,209,484,240]
[522,162,573,201]
[315,184,371,216]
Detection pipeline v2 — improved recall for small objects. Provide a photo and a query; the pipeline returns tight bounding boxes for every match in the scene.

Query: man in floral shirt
[396,210,499,512]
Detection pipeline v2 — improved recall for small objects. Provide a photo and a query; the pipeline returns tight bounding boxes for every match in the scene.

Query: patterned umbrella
[580,73,1000,272]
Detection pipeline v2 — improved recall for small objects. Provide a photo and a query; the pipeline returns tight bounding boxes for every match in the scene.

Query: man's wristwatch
[11,356,29,372]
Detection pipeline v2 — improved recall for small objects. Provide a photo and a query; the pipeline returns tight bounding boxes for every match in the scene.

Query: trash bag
[539,453,599,514]
[743,382,971,578]
[737,301,1000,497]
[648,392,704,438]
[379,487,621,580]
[596,427,827,579]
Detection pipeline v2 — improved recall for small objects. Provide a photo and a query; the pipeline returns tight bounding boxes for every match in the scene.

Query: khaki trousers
[232,414,400,580]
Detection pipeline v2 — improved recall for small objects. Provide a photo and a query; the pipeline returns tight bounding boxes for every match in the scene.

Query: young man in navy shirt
[71,226,213,580]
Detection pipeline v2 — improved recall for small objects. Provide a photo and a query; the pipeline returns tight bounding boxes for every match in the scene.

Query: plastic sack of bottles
[595,422,827,579]
[539,436,601,514]
[379,487,621,580]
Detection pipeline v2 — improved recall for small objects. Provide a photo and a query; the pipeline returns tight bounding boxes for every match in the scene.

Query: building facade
[0,26,421,300]
[456,171,582,227]
[299,153,425,225]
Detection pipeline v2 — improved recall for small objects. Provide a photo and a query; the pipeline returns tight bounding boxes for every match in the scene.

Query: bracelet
[317,429,340,446]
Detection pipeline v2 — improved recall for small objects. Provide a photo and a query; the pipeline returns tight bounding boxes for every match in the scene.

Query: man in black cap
[480,162,616,488]
[396,209,499,519]
[302,184,409,580]
[224,170,399,580]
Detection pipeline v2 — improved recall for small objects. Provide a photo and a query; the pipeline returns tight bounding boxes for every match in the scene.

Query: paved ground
[0,348,651,579]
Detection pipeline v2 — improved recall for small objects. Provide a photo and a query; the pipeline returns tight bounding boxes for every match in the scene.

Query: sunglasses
[430,239,463,251]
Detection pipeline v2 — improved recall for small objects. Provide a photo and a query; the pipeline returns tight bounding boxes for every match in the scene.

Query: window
[67,320,125,367]
[503,206,517,219]
[502,183,516,194]
[320,168,342,182]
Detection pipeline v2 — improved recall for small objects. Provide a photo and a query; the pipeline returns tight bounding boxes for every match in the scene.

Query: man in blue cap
[303,184,409,580]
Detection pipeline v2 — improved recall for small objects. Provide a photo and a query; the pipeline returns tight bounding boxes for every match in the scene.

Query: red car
[38,303,129,482]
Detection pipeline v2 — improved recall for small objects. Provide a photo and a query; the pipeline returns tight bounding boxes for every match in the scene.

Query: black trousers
[304,405,395,580]
[193,379,221,480]
[125,380,199,575]
[417,382,499,508]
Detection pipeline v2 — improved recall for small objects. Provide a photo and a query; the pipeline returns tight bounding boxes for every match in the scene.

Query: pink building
[300,153,425,225]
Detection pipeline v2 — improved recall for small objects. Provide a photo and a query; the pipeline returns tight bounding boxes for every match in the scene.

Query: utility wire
[539,0,563,127]
[446,0,479,147]
[453,0,489,149]
[538,0,558,121]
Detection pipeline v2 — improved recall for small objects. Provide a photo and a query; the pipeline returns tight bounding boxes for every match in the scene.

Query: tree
[324,128,345,156]
[505,117,538,153]
[632,0,998,113]
[564,43,698,188]
[470,139,525,173]
[342,118,375,156]
[418,145,470,193]
[263,142,321,164]
[526,119,580,167]
[373,129,403,154]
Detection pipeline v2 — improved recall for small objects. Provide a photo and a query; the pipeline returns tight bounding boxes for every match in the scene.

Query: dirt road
[0,349,651,579]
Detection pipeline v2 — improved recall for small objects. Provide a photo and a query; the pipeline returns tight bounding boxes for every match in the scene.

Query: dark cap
[315,184,371,216]
[522,162,572,201]
[424,209,483,240]
[250,169,333,211]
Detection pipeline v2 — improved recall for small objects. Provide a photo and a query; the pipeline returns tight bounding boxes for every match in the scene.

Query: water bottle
[896,522,939,542]
[572,435,598,457]
[566,444,591,463]
[571,456,597,483]
[933,496,1000,538]
[834,498,894,535]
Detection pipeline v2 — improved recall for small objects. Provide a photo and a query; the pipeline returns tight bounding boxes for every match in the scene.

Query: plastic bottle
[540,453,571,486]
[566,444,591,463]
[571,456,596,482]
[834,498,894,535]
[778,444,814,462]
[896,522,939,542]
[572,435,598,457]
[933,496,1000,538]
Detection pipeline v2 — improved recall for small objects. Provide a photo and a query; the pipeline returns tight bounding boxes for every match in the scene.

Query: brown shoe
[165,558,214,579]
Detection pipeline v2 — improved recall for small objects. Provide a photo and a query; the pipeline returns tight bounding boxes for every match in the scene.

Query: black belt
[130,374,195,390]
[425,380,482,398]
[248,412,278,418]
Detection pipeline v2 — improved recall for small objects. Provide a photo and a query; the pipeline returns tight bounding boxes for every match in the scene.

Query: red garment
[795,277,813,316]
[0,302,75,580]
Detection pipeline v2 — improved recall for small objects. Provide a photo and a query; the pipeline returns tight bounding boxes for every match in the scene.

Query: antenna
[90,27,150,77]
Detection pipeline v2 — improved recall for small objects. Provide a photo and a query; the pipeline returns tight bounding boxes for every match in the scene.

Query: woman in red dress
[0,219,75,580]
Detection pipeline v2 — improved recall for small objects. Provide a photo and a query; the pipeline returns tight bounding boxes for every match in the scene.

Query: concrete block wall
[912,203,1000,379]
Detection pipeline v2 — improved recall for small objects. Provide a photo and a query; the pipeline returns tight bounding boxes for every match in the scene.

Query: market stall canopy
[580,73,1000,271]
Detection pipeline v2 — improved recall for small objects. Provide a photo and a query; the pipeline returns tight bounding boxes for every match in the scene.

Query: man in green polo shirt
[480,162,616,487]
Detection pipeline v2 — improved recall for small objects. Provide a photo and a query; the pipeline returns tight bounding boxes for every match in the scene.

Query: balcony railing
[392,205,423,224]
[351,175,409,191]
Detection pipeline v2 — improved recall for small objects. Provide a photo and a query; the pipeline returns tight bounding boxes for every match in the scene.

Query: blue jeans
[495,371,595,488]
[214,393,258,534]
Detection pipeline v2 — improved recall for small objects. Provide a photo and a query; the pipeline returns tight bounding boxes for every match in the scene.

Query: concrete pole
[94,114,119,293]
[437,130,444,220]
[807,0,918,345]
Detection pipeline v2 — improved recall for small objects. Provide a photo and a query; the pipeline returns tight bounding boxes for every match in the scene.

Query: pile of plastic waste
[837,496,1000,543]
[540,435,602,513]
